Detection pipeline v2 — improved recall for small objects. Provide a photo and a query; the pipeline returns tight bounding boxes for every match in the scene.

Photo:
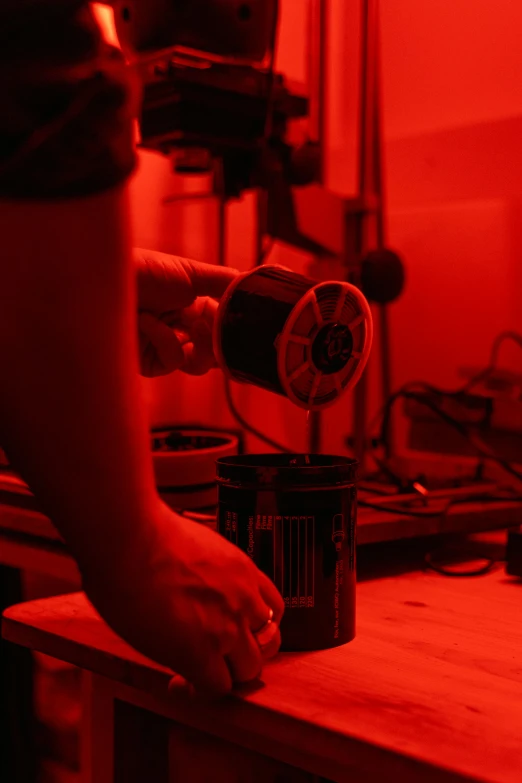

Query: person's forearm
[0,189,161,579]
[0,1,158,583]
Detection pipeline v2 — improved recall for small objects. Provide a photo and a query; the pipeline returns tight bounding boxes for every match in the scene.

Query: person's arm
[0,0,151,572]
[0,0,283,694]
[0,189,157,574]
[0,189,284,693]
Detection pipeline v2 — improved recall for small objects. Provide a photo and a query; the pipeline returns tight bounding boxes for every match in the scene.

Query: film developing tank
[217,454,358,651]
[213,265,373,410]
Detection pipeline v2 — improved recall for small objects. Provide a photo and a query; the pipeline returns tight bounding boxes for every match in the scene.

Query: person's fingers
[139,309,220,377]
[259,624,282,662]
[180,343,216,376]
[179,320,216,376]
[167,675,195,699]
[246,583,282,663]
[256,571,285,626]
[164,299,220,375]
[138,312,186,377]
[135,248,239,312]
[225,626,263,685]
[243,586,276,639]
[173,297,218,329]
[182,259,239,299]
[168,650,233,697]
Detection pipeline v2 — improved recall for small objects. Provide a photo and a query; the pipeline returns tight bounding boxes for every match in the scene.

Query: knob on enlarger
[360,248,405,304]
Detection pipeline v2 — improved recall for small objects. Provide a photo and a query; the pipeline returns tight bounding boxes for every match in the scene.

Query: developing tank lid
[216,454,357,488]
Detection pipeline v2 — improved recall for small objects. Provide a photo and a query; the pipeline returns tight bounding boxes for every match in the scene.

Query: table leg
[169,722,318,783]
[113,700,169,783]
[81,672,114,783]
[79,674,335,783]
[0,564,36,783]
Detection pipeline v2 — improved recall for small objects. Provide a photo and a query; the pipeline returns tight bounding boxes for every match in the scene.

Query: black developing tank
[216,454,357,652]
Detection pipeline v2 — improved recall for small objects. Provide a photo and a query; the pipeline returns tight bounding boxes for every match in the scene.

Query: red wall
[382,0,522,413]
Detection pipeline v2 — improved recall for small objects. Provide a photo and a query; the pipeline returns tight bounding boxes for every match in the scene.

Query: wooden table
[0,480,81,781]
[0,473,79,584]
[4,567,522,783]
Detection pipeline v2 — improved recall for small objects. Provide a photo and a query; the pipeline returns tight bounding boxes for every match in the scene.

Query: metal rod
[352,0,394,469]
[372,1,385,248]
[371,0,394,456]
[217,196,227,266]
[256,189,269,265]
[306,0,329,453]
[352,0,375,470]
[214,158,227,266]
[308,0,328,179]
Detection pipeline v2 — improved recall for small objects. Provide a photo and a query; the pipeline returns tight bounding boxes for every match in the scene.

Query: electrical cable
[358,499,452,517]
[224,378,292,453]
[368,331,522,486]
[424,548,497,577]
[365,378,454,487]
[360,332,522,576]
[380,388,522,483]
[457,331,522,395]
[366,452,404,489]
[359,492,522,518]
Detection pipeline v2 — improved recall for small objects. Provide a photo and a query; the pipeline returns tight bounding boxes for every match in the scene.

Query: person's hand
[85,504,284,696]
[134,248,238,378]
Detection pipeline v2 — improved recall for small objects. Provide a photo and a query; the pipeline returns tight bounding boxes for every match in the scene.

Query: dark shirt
[0,1,138,199]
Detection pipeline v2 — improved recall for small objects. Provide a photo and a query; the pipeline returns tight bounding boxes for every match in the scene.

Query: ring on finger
[253,608,278,649]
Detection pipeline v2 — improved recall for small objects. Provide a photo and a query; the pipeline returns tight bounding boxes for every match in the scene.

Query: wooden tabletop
[4,567,522,782]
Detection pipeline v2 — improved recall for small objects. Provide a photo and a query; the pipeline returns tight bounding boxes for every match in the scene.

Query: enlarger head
[107,0,306,197]
[113,0,278,63]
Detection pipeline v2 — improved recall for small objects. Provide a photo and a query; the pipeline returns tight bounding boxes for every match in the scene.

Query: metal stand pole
[306,0,329,454]
[352,0,391,470]
[214,159,227,267]
[371,0,394,458]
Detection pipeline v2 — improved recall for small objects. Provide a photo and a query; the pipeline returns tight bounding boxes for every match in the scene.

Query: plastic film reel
[277,281,372,410]
[214,266,373,411]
